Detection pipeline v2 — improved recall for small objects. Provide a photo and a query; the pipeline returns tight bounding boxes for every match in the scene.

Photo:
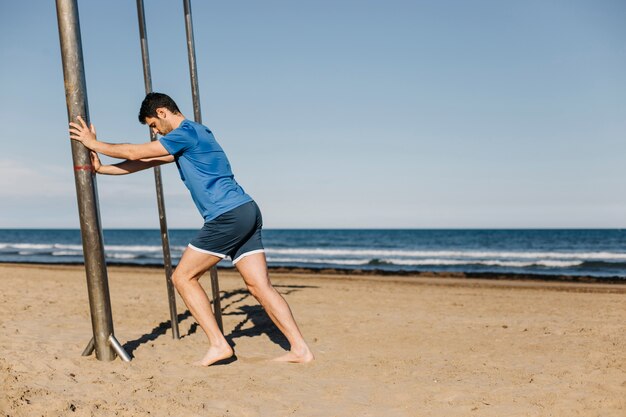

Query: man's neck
[170,113,186,130]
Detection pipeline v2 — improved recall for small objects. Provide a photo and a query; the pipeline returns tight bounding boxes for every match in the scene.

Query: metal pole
[136,0,180,340]
[109,335,131,362]
[183,0,202,124]
[183,0,223,331]
[81,337,95,357]
[55,0,122,361]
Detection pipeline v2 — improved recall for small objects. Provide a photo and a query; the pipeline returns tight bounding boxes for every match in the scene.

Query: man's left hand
[69,116,98,149]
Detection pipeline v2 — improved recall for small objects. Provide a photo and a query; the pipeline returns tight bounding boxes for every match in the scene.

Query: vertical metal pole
[136,0,180,340]
[183,0,223,332]
[183,0,202,124]
[55,0,117,361]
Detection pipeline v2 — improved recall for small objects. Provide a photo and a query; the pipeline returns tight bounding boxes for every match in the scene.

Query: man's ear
[156,108,167,119]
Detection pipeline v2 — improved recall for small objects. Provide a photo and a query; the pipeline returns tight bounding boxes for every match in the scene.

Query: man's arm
[69,116,170,160]
[91,152,175,175]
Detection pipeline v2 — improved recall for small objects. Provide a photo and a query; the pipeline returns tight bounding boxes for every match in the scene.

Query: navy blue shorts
[188,200,264,264]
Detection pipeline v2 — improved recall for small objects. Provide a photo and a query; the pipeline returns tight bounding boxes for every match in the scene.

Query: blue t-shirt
[159,119,252,222]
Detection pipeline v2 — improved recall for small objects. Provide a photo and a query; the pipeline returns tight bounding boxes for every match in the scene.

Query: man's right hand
[69,116,98,149]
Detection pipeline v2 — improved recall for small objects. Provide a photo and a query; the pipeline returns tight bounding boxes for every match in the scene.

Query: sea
[0,229,625,280]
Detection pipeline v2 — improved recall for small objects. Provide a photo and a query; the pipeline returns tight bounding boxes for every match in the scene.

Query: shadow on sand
[122,284,317,359]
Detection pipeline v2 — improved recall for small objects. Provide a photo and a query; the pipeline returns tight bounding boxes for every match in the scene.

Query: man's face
[145,110,174,136]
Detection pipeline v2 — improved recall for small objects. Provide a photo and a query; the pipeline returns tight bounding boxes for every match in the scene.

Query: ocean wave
[107,253,139,259]
[2,241,625,273]
[12,243,56,250]
[382,259,583,268]
[104,244,173,252]
[51,243,162,252]
[265,248,626,261]
[266,257,584,268]
[0,242,188,255]
[52,251,82,256]
[267,257,369,266]
[7,242,621,262]
[52,244,83,251]
[580,261,626,270]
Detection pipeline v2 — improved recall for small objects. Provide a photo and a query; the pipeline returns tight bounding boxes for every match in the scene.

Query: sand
[0,263,624,417]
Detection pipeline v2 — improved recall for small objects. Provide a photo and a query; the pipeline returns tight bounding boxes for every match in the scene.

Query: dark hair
[138,92,181,124]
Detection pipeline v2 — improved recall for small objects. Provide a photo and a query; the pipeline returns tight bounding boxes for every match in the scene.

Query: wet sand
[1,263,624,416]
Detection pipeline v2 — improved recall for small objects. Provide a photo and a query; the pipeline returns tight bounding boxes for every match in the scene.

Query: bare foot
[193,344,234,366]
[272,346,314,363]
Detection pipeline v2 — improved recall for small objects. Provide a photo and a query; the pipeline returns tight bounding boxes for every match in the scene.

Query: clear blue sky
[1,0,624,229]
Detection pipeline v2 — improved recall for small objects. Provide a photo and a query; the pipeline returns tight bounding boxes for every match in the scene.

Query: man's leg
[235,252,314,363]
[172,247,233,366]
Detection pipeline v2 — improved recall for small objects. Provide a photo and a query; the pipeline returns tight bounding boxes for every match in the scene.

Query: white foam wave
[52,244,83,251]
[5,242,617,262]
[267,257,582,268]
[12,243,55,250]
[105,244,187,253]
[384,259,582,268]
[1,241,621,271]
[265,248,626,261]
[0,242,187,254]
[104,244,163,252]
[107,253,139,259]
[267,257,369,266]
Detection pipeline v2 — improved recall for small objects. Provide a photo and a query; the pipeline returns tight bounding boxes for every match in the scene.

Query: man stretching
[69,92,314,366]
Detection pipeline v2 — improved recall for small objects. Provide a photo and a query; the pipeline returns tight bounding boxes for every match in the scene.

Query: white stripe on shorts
[188,244,227,258]
[232,249,265,265]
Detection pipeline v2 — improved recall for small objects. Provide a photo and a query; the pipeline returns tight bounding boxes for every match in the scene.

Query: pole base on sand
[81,337,95,357]
[81,335,131,362]
[108,334,131,362]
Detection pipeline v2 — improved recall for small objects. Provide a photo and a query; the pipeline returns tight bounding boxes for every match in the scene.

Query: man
[69,92,314,366]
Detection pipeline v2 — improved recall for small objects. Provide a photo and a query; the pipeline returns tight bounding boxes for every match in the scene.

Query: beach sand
[0,263,624,417]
